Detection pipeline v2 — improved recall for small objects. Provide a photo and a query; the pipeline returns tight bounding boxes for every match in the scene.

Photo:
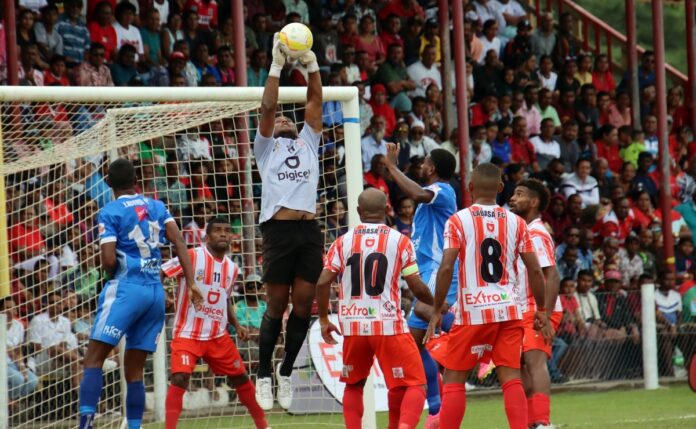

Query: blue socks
[79,367,103,429]
[126,381,145,429]
[420,348,441,415]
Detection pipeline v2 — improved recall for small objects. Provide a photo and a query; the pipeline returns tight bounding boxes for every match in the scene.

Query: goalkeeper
[253,33,323,411]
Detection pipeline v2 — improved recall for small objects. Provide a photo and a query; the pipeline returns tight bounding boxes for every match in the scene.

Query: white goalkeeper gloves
[298,50,319,74]
[270,33,287,78]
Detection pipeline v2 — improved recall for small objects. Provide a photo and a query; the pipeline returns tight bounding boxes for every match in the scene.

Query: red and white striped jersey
[444,204,535,326]
[324,223,418,336]
[514,218,561,313]
[162,246,239,341]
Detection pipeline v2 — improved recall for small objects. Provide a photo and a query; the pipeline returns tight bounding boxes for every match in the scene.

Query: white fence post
[0,313,9,429]
[153,326,167,422]
[641,282,659,390]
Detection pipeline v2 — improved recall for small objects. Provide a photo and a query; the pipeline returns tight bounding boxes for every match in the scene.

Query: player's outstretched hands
[270,33,287,77]
[385,143,400,166]
[298,49,319,73]
[423,311,442,344]
[320,318,341,345]
[188,283,204,308]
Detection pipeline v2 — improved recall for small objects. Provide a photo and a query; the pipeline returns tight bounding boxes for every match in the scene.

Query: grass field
[162,384,695,429]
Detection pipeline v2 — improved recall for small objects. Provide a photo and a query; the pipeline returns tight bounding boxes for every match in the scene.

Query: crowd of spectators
[2,0,696,411]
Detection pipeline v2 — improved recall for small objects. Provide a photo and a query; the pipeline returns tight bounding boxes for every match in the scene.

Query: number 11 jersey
[443,204,534,326]
[324,223,419,336]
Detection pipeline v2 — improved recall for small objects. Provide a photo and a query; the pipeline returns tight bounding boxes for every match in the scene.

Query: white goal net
[0,86,364,428]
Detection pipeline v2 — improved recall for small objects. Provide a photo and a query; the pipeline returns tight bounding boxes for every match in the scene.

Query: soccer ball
[279,23,313,58]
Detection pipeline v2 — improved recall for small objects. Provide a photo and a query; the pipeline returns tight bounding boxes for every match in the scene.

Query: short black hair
[107,158,136,190]
[517,178,551,212]
[577,269,593,279]
[115,0,136,18]
[205,216,231,234]
[429,149,456,180]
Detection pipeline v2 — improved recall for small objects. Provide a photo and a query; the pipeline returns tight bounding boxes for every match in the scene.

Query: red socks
[502,380,527,429]
[530,393,550,426]
[527,397,536,427]
[440,383,466,429]
[236,380,268,429]
[165,385,186,429]
[398,386,426,429]
[343,384,364,429]
[387,387,406,429]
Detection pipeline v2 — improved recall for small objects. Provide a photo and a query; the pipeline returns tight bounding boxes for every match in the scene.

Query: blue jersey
[411,182,457,279]
[98,194,174,284]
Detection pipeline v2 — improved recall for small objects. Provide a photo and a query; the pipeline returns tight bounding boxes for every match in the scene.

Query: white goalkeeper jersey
[254,124,321,223]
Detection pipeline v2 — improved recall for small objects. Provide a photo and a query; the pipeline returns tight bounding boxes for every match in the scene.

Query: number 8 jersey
[98,194,174,284]
[443,204,535,326]
[324,223,419,336]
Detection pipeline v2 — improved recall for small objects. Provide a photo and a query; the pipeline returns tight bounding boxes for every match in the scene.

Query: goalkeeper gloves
[270,33,287,78]
[298,50,319,74]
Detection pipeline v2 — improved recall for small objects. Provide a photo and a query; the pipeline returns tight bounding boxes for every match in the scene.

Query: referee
[252,34,323,411]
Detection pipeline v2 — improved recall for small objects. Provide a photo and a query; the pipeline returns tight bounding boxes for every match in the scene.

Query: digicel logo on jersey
[465,291,509,305]
[340,303,378,318]
[196,303,224,318]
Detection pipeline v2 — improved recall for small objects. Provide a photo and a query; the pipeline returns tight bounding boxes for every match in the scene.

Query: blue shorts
[407,270,457,331]
[90,279,165,352]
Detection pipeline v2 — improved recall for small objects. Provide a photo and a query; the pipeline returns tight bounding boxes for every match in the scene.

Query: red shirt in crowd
[509,136,537,166]
[595,141,622,173]
[9,223,45,261]
[43,71,70,86]
[591,70,616,94]
[470,103,492,127]
[186,0,218,29]
[88,22,118,61]
[369,101,397,138]
[379,32,403,50]
[594,208,638,242]
[378,0,424,21]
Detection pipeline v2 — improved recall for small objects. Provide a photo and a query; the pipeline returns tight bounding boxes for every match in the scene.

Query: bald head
[470,163,503,199]
[357,188,388,222]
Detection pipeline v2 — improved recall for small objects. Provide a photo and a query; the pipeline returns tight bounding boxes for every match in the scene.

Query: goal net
[0,86,365,428]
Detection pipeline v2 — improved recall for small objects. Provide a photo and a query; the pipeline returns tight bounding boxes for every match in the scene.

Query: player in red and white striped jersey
[509,179,561,429]
[162,218,268,429]
[316,188,434,429]
[425,163,549,429]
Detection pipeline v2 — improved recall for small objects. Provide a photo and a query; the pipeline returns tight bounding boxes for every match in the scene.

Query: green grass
[154,384,695,428]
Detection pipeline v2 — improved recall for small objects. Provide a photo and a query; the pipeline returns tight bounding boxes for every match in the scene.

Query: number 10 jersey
[443,204,534,326]
[324,223,419,336]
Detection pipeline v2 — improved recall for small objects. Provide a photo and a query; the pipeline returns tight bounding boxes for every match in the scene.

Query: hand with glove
[297,49,319,74]
[270,32,287,78]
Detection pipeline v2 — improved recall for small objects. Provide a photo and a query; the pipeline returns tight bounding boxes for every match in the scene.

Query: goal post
[0,85,375,428]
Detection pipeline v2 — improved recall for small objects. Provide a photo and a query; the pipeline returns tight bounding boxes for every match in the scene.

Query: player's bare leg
[522,350,552,428]
[497,366,528,429]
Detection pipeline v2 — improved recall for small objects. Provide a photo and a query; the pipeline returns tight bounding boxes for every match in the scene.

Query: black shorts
[261,219,323,285]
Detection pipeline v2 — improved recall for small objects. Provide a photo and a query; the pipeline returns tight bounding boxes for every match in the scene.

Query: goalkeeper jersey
[253,124,321,223]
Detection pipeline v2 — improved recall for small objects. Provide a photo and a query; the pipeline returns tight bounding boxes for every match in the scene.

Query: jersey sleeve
[227,262,239,295]
[517,221,535,254]
[253,131,275,160]
[323,237,344,273]
[399,235,419,277]
[299,123,322,154]
[422,183,442,206]
[161,256,183,278]
[532,230,556,268]
[97,208,118,245]
[443,215,463,250]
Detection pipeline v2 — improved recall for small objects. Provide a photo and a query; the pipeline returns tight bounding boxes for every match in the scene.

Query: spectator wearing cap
[503,19,532,68]
[593,238,621,284]
[464,18,484,64]
[598,270,640,341]
[479,19,502,65]
[560,158,599,207]
[406,44,440,98]
[88,1,117,61]
[35,5,64,64]
[361,115,388,173]
[408,120,439,158]
[368,84,396,137]
[530,118,561,170]
[185,0,218,30]
[517,84,541,136]
[56,0,91,67]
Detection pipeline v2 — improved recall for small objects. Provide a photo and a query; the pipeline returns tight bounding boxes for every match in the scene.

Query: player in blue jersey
[78,159,201,429]
[384,143,458,429]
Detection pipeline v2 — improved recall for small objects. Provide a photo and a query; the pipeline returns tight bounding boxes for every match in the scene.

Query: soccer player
[79,159,201,429]
[509,179,561,429]
[426,163,549,429]
[316,188,434,429]
[162,217,269,429]
[383,142,458,427]
[253,34,323,410]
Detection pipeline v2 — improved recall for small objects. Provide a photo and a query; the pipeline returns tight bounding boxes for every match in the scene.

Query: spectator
[88,1,117,62]
[408,120,439,158]
[479,19,501,64]
[618,235,644,287]
[353,81,373,135]
[419,19,441,63]
[379,14,403,51]
[517,84,541,136]
[473,0,505,32]
[464,18,484,64]
[675,237,695,282]
[633,151,658,201]
[363,154,392,210]
[470,126,493,167]
[17,9,40,55]
[595,125,622,173]
[186,0,219,30]
[2,297,39,401]
[355,15,384,64]
[190,42,220,84]
[323,199,348,242]
[531,12,555,58]
[552,12,580,68]
[471,92,498,127]
[314,16,340,68]
[575,84,599,129]
[361,115,388,172]
[575,269,602,332]
[342,46,361,84]
[531,157,565,194]
[374,44,415,113]
[216,45,234,86]
[561,158,599,207]
[619,128,645,169]
[557,246,581,280]
[544,196,573,243]
[593,237,621,283]
[556,59,581,96]
[35,5,64,63]
[27,291,81,392]
[596,196,638,242]
[378,0,424,23]
[18,44,44,86]
[575,54,593,86]
[503,19,532,68]
[654,270,681,376]
[140,8,162,66]
[407,44,440,98]
[606,91,633,129]
[618,50,656,92]
[73,243,101,297]
[368,84,396,138]
[43,55,70,85]
[393,196,414,237]
[558,119,580,172]
[530,118,561,170]
[558,277,586,342]
[235,274,266,345]
[592,54,616,95]
[110,43,139,85]
[161,12,184,60]
[537,87,561,127]
[642,115,659,156]
[598,270,640,341]
[667,86,689,131]
[632,189,659,229]
[638,227,658,278]
[509,116,539,171]
[491,120,512,163]
[113,1,144,58]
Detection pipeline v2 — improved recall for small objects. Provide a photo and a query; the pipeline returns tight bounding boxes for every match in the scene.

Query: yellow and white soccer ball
[278,23,313,58]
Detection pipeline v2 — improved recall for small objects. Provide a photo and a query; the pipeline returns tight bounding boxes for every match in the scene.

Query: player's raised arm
[299,48,322,132]
[165,222,203,306]
[384,143,434,203]
[258,34,286,139]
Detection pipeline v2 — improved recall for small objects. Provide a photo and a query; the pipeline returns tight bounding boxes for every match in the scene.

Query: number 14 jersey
[324,223,418,336]
[443,204,534,326]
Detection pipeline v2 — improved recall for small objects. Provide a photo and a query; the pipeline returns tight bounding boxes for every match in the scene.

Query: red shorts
[170,334,246,377]
[522,311,563,358]
[341,334,426,389]
[438,320,524,371]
